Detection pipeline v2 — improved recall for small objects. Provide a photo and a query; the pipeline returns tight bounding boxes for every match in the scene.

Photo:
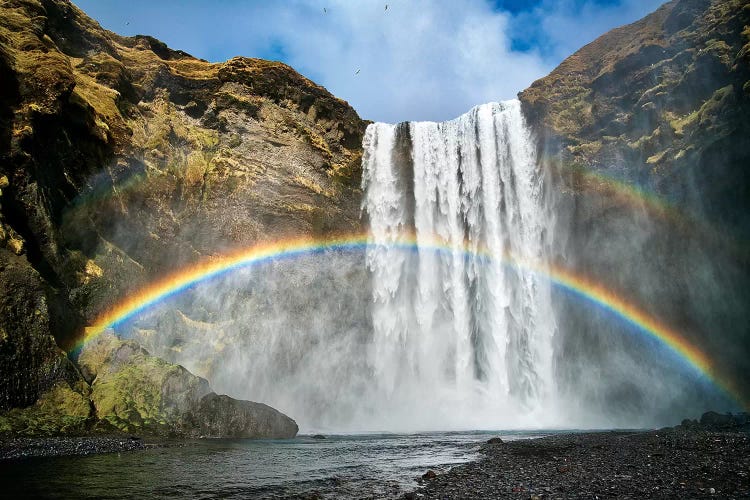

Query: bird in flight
[385,4,388,11]
[355,69,361,75]
[323,7,327,13]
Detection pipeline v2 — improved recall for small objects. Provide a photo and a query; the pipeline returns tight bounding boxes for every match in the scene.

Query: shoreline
[0,435,176,460]
[410,426,750,499]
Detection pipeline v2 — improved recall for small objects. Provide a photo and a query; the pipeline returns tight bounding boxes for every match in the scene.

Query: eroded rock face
[0,0,366,351]
[0,248,84,412]
[518,0,750,419]
[519,0,750,235]
[78,333,297,438]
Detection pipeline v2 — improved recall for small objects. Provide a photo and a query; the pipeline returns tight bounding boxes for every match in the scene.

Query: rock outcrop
[79,333,297,438]
[2,332,298,438]
[0,0,365,433]
[519,0,750,420]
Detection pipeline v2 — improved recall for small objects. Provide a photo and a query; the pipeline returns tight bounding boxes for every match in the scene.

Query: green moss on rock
[80,333,210,435]
[77,333,297,438]
[0,382,91,436]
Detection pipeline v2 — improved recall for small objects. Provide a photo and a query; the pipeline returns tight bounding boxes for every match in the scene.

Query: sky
[74,0,665,123]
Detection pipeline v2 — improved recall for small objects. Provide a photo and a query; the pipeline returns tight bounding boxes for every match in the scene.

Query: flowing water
[361,100,558,428]
[0,431,549,499]
[125,99,562,432]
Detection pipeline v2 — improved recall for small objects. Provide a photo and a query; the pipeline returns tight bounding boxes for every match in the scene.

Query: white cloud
[75,0,669,123]
[527,0,667,61]
[247,0,550,123]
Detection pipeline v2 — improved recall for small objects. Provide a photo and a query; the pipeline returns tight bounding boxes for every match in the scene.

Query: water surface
[0,431,549,499]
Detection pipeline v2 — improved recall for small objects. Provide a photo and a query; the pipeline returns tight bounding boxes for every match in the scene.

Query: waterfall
[125,100,734,432]
[134,100,562,432]
[362,100,558,428]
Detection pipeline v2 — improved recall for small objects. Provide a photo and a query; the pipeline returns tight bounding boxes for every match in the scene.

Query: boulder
[78,332,297,438]
[699,411,750,430]
[192,393,298,439]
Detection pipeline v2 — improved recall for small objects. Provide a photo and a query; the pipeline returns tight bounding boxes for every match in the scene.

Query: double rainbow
[78,233,746,409]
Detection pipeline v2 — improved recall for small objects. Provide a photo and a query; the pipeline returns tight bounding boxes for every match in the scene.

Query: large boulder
[78,332,297,438]
[193,393,299,439]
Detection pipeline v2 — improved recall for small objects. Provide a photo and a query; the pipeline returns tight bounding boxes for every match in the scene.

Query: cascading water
[361,100,558,428]
[120,100,737,432]
[132,100,565,431]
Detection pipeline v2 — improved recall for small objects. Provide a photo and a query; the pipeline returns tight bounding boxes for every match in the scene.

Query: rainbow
[78,233,746,409]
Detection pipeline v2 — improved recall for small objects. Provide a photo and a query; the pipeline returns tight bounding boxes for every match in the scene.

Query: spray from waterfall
[362,100,558,425]
[93,100,739,432]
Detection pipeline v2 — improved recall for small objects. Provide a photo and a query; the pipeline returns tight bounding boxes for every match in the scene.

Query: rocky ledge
[0,332,298,439]
[412,414,750,499]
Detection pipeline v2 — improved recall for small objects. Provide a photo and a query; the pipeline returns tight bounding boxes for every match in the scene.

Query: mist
[102,98,742,433]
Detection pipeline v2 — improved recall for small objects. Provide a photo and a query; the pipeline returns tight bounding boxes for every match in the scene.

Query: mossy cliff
[520,0,749,235]
[0,0,365,430]
[519,0,750,418]
[2,333,298,437]
[0,0,365,341]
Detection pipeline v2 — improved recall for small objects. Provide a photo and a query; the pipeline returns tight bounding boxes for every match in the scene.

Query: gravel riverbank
[0,436,169,460]
[411,427,750,499]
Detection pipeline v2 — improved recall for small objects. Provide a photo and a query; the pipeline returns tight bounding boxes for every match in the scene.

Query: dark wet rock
[193,393,298,439]
[699,411,750,430]
[412,427,750,499]
[311,434,326,439]
[0,249,85,413]
[681,418,699,428]
[421,470,437,480]
[486,437,504,444]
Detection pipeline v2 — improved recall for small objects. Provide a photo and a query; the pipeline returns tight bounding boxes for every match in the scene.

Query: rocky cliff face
[2,0,748,433]
[2,332,298,438]
[520,0,749,236]
[0,0,364,433]
[519,0,750,419]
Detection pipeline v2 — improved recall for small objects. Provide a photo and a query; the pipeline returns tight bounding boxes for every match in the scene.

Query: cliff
[0,0,365,433]
[519,0,750,419]
[520,0,749,237]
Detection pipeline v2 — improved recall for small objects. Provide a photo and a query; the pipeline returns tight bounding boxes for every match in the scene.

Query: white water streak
[362,100,558,428]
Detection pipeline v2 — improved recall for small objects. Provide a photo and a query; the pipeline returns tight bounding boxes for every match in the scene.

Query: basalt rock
[0,248,84,412]
[192,393,298,439]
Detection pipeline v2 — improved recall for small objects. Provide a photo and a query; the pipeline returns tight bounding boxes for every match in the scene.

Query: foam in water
[361,100,558,429]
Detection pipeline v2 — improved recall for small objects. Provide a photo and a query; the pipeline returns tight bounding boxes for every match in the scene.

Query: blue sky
[74,0,665,122]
